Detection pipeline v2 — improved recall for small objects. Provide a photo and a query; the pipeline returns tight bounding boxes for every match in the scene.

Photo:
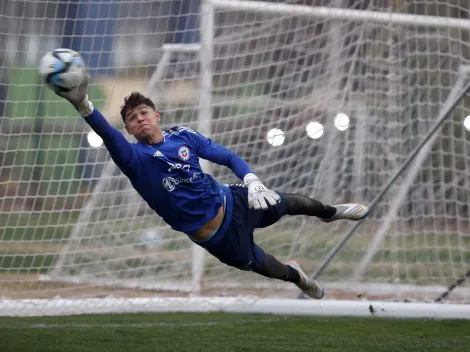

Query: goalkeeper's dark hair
[120,92,157,123]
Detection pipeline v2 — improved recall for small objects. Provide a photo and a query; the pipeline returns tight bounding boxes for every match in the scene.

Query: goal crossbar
[210,0,470,30]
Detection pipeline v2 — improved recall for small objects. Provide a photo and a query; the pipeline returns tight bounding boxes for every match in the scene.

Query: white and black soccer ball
[39,48,85,93]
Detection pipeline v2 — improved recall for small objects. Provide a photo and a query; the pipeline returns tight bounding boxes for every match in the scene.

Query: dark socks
[284,193,336,219]
[254,254,301,283]
[286,265,301,283]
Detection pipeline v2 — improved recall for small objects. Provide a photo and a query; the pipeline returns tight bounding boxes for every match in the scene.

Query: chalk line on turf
[6,318,284,329]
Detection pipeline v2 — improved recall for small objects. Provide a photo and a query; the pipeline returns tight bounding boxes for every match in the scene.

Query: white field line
[3,318,283,329]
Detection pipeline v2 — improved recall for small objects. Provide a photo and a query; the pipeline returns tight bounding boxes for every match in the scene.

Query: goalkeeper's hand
[244,173,281,210]
[56,73,94,117]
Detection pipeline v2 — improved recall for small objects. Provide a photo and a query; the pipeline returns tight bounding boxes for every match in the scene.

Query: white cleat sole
[286,260,324,299]
[321,203,369,223]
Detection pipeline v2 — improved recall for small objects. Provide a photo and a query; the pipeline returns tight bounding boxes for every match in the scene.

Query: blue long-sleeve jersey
[84,108,253,236]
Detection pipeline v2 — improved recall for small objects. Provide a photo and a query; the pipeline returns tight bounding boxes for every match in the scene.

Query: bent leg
[253,251,300,283]
[205,233,299,284]
[253,244,324,299]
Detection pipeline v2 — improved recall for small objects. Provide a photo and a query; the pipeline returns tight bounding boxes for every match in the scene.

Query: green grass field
[0,313,469,352]
[0,314,470,352]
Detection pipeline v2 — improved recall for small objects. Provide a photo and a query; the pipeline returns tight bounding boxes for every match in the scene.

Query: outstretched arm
[56,74,133,169]
[83,109,133,168]
[187,129,281,210]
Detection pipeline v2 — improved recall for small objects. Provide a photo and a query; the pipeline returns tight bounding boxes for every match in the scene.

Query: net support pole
[147,49,172,107]
[191,0,215,295]
[300,70,470,295]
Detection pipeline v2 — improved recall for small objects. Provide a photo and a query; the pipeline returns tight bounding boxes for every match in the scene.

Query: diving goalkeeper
[59,75,369,299]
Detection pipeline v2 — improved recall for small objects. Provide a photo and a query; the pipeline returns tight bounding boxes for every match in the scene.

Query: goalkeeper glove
[56,73,94,117]
[244,173,281,210]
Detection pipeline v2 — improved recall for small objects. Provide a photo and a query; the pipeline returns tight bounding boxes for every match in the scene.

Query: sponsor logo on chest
[162,172,200,192]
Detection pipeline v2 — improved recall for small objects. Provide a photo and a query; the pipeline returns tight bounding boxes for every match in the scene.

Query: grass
[0,313,469,352]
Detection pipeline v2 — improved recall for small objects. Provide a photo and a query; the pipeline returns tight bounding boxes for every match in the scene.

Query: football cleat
[286,260,324,299]
[321,203,369,223]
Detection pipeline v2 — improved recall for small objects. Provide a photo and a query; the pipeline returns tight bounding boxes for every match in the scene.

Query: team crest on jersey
[178,145,190,160]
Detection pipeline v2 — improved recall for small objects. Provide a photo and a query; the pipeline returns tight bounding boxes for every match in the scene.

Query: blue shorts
[193,184,287,271]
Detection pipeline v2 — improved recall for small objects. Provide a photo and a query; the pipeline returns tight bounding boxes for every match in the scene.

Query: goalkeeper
[59,75,368,299]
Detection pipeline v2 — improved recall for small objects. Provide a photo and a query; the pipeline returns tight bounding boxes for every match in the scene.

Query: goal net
[2,0,470,316]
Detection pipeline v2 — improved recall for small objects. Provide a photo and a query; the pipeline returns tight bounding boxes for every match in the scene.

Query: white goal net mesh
[2,0,470,311]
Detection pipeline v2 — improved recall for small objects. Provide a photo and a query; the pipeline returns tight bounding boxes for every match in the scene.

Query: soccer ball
[39,48,85,93]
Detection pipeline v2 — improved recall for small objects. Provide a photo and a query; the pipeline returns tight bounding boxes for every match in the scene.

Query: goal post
[3,0,470,318]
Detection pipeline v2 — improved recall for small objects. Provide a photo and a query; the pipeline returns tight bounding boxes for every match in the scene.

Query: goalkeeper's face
[124,104,161,141]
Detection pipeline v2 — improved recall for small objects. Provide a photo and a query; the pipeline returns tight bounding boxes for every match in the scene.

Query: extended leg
[284,193,336,218]
[283,193,368,222]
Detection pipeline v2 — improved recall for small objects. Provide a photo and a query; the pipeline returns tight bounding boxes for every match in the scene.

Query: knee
[211,253,255,271]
